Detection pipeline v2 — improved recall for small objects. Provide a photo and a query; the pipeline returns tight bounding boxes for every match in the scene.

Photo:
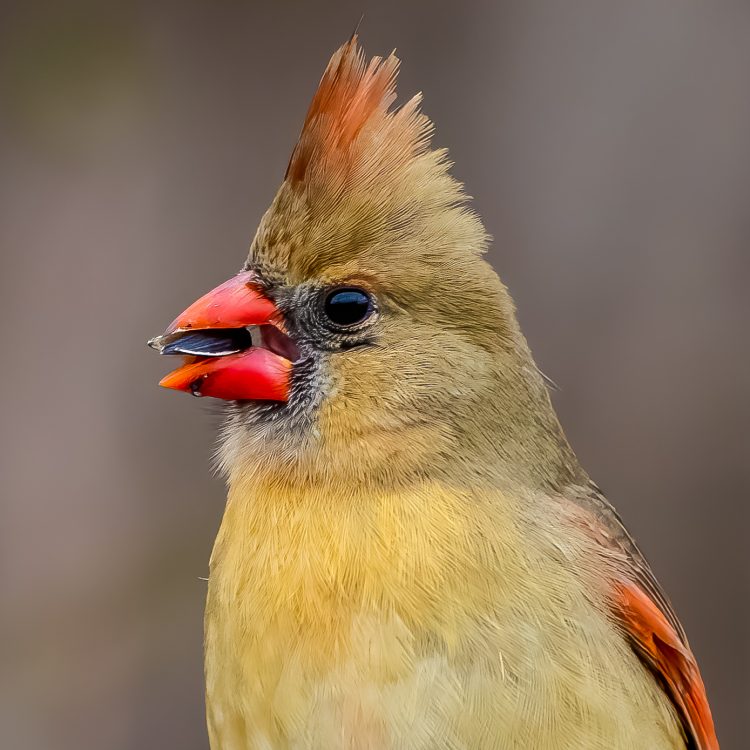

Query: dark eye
[323,287,374,327]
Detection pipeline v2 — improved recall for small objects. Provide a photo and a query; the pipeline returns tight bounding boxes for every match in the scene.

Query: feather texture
[614,582,719,750]
[196,38,719,750]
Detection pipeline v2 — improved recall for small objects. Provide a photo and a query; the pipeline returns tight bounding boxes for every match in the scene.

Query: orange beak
[149,271,293,401]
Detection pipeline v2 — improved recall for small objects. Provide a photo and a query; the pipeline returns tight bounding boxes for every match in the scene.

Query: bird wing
[572,484,719,750]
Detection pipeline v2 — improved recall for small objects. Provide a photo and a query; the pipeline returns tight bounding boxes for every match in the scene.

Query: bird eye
[323,287,374,328]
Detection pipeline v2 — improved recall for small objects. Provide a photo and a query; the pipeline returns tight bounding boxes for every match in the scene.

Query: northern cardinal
[150,37,718,750]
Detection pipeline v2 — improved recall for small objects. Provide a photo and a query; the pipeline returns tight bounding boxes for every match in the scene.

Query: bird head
[150,37,577,489]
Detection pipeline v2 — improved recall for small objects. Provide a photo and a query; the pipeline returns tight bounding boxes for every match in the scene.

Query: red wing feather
[567,485,719,749]
[615,581,719,750]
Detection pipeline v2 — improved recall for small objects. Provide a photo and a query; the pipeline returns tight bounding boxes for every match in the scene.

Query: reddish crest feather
[615,581,719,750]
[285,36,401,183]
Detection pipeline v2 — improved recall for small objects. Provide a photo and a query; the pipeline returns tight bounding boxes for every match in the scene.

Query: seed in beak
[149,328,254,357]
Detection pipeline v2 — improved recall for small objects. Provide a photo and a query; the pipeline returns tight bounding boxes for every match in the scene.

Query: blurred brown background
[0,1,747,748]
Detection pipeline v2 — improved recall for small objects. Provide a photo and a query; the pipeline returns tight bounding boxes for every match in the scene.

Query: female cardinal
[150,37,718,750]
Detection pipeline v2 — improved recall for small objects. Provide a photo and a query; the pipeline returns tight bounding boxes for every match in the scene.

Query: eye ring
[322,286,376,329]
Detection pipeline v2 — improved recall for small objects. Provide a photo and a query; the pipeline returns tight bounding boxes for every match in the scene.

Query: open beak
[148,271,296,401]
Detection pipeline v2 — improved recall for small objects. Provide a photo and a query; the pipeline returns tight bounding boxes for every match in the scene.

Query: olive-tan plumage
[153,37,718,749]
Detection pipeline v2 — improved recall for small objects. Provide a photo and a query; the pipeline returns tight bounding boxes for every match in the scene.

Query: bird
[149,36,719,750]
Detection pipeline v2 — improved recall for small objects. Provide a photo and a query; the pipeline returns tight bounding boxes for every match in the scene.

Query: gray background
[0,1,746,748]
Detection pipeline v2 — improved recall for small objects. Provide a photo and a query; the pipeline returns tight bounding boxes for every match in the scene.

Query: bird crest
[285,36,429,189]
[251,36,487,282]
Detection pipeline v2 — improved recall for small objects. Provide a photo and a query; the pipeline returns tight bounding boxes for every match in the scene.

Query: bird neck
[220,374,582,506]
